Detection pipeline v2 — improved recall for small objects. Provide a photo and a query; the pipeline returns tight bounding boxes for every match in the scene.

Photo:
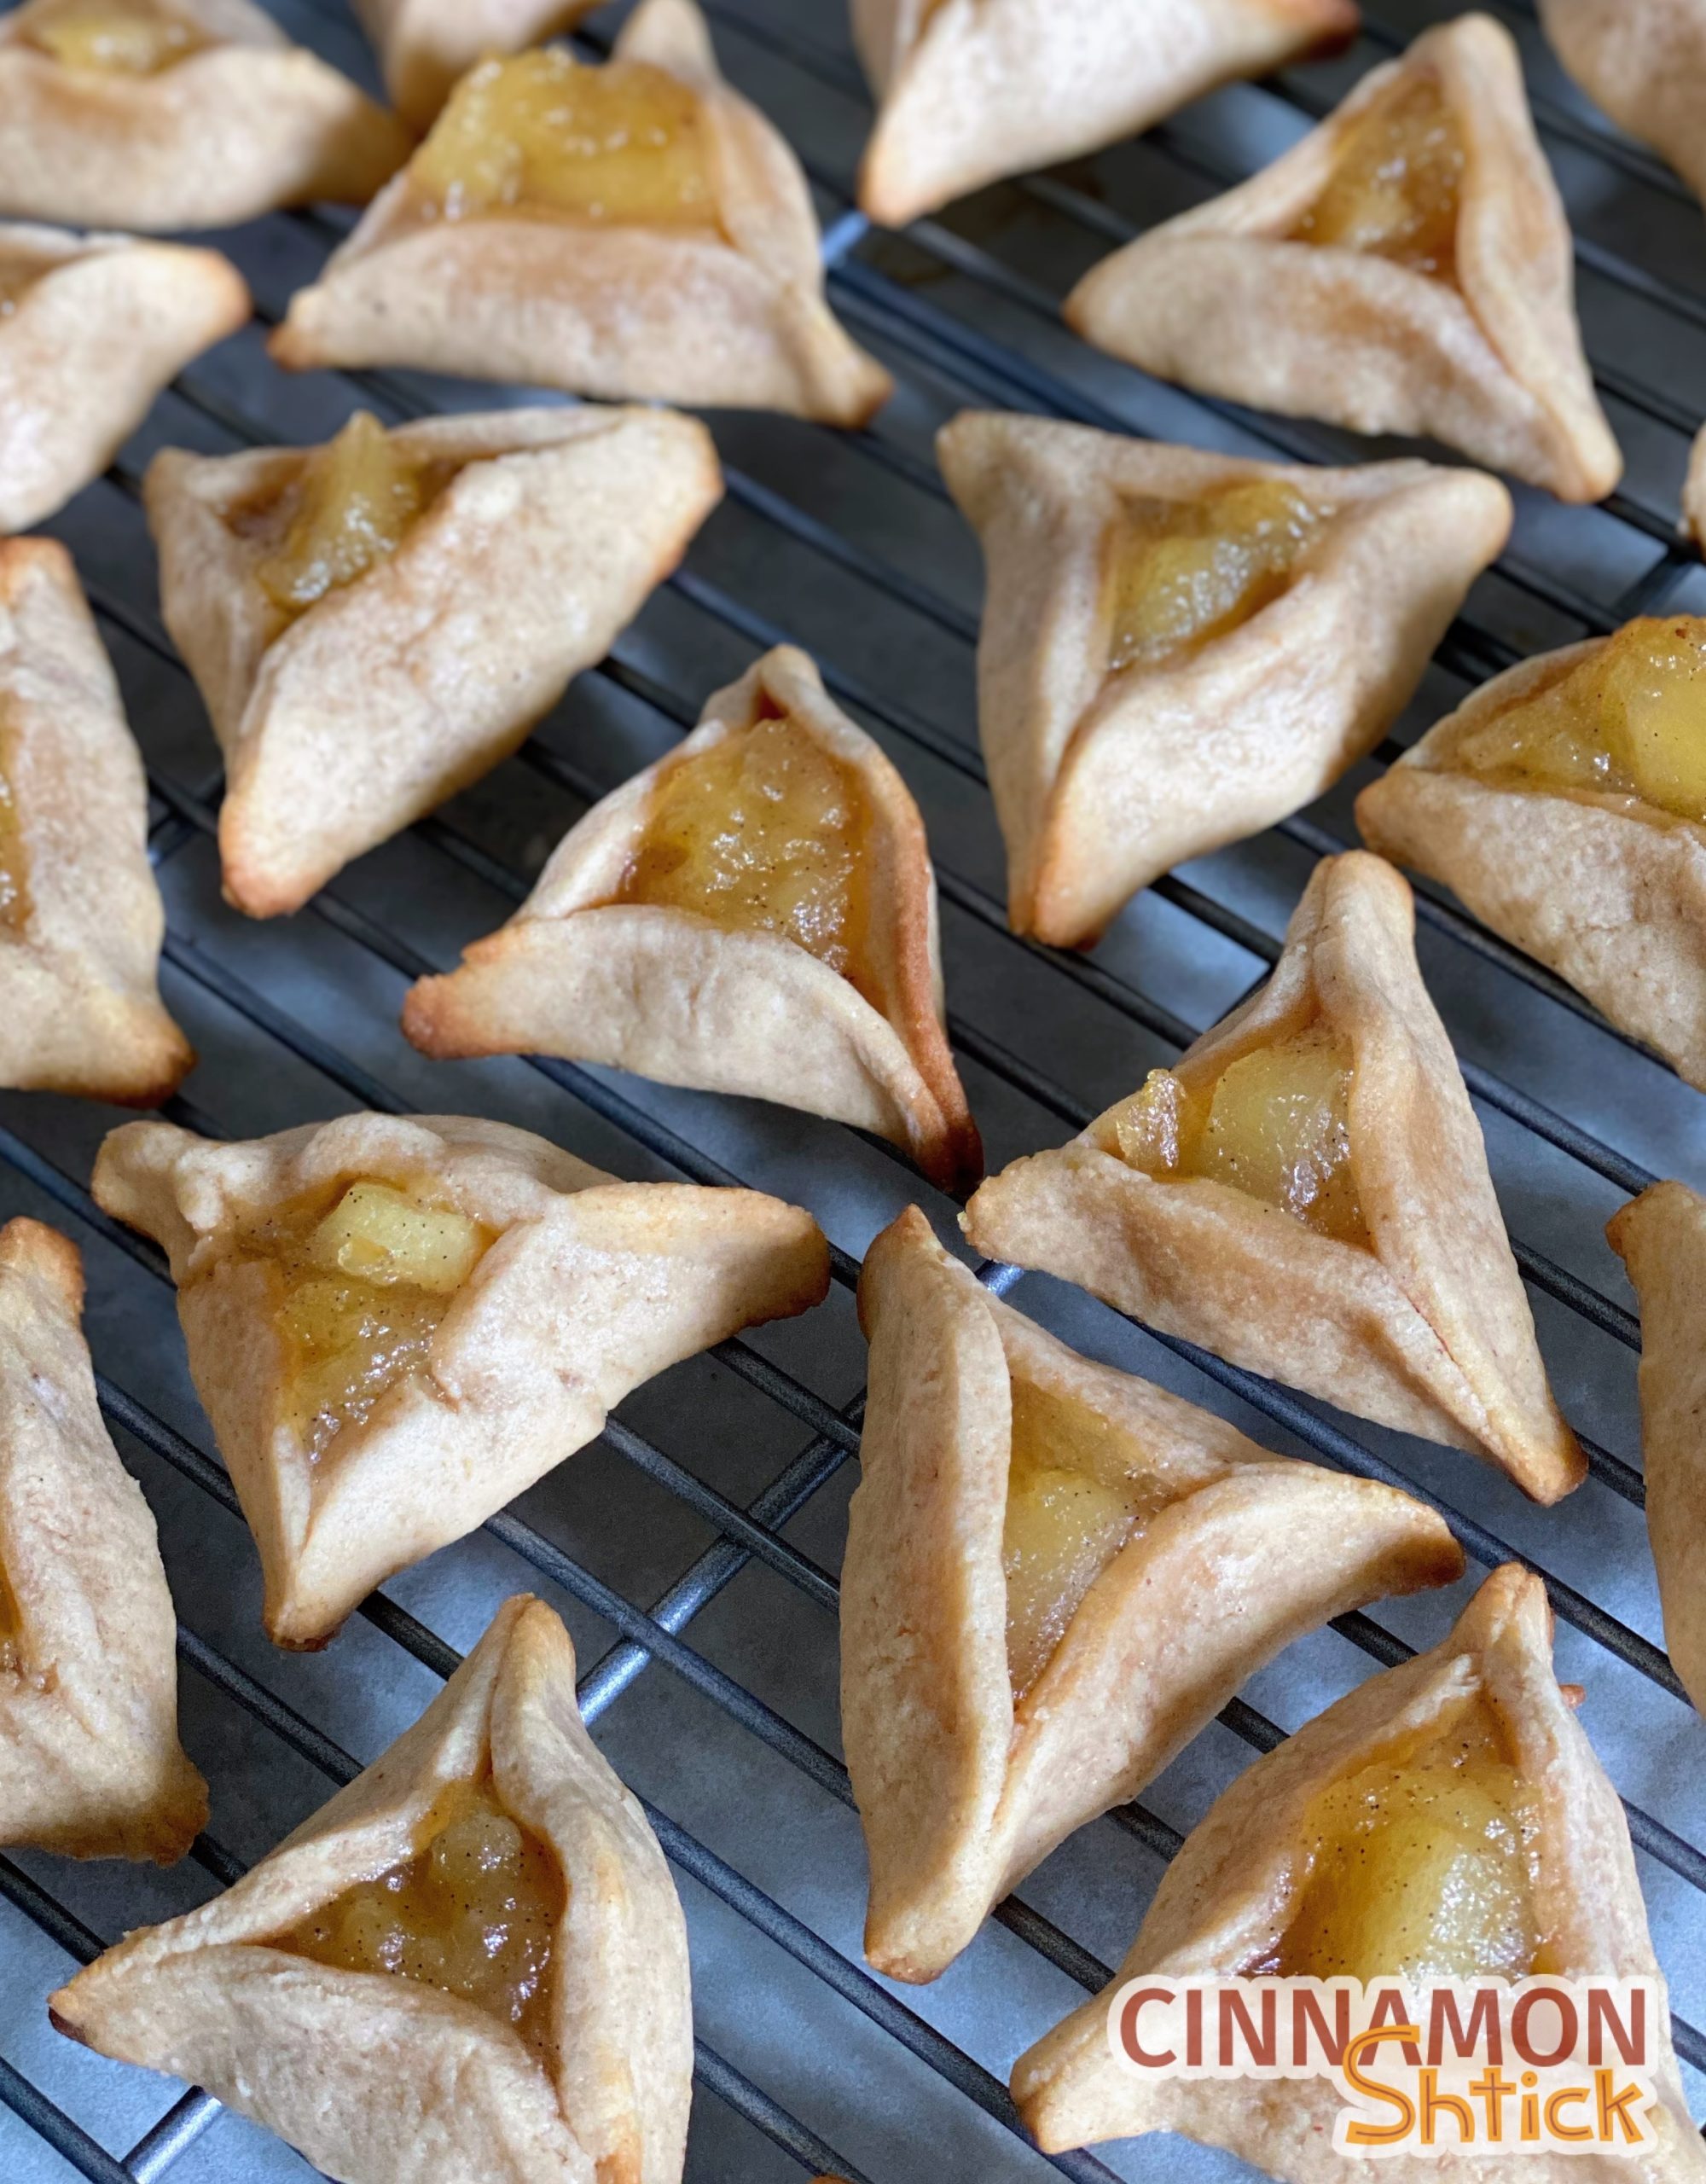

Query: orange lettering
[1418,2070,1475,2146]
[1339,2026,1419,2149]
[1594,2070,1647,2146]
[1545,2085,1592,2143]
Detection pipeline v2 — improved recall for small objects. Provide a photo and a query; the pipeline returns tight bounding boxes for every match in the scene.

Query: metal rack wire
[1,0,1703,2178]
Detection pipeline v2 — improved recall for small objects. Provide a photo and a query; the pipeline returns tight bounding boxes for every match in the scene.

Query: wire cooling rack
[2,0,1704,2177]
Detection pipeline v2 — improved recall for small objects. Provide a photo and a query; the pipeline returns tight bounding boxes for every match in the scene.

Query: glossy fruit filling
[0,250,46,317]
[276,1776,564,2053]
[243,413,456,623]
[1291,73,1465,280]
[1109,1024,1368,1246]
[1002,1378,1175,1703]
[0,1560,19,1674]
[1272,1696,1540,1981]
[0,745,30,937]
[245,1179,495,1460]
[409,49,717,229]
[1105,479,1322,677]
[1440,616,1706,822]
[614,713,873,996]
[19,0,207,74]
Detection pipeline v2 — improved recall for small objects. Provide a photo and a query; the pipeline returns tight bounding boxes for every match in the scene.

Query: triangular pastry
[938,412,1513,948]
[1011,1565,1706,2180]
[403,645,983,1194]
[50,1594,693,2184]
[962,851,1584,1503]
[145,404,722,920]
[91,1112,830,1648]
[853,0,1359,229]
[1357,614,1706,1091]
[1606,1183,1706,1718]
[0,222,248,536]
[1539,1,1706,210]
[0,1217,206,1863]
[0,538,193,1104]
[0,0,413,232]
[843,1206,1465,1984]
[1065,14,1622,504]
[353,0,603,132]
[270,0,894,427]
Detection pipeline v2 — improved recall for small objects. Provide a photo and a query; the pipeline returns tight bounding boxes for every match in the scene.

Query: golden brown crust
[1065,15,1622,502]
[144,405,722,920]
[843,1206,1464,1982]
[938,412,1513,946]
[49,1596,692,2184]
[0,537,194,1104]
[1539,0,1706,207]
[351,0,602,131]
[403,645,982,1192]
[0,223,249,536]
[91,1112,831,1647]
[0,1215,206,1863]
[273,0,891,426]
[962,852,1583,1501]
[1356,636,1706,1089]
[1012,1567,1705,2180]
[1606,1182,1706,1718]
[854,0,1358,227]
[0,0,410,231]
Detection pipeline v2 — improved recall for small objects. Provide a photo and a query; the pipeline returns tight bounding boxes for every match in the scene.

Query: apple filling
[18,0,208,74]
[613,714,873,996]
[1272,1695,1540,1981]
[1437,616,1706,822]
[0,1560,19,1674]
[1002,1378,1176,1703]
[238,1179,495,1460]
[0,250,46,318]
[1291,74,1465,280]
[0,741,31,937]
[276,1775,564,2053]
[1105,479,1323,677]
[1107,1023,1368,1246]
[241,413,460,624]
[408,49,717,231]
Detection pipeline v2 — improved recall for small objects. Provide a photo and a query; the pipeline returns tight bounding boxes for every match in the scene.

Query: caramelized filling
[1105,479,1323,677]
[18,0,208,74]
[408,49,718,230]
[0,727,31,938]
[235,1179,496,1460]
[240,413,459,624]
[1109,1023,1368,1246]
[0,249,45,319]
[1270,1695,1540,1982]
[276,1776,564,2054]
[1002,1378,1176,1703]
[0,1559,19,1675]
[1291,74,1465,280]
[1439,616,1706,822]
[613,713,873,998]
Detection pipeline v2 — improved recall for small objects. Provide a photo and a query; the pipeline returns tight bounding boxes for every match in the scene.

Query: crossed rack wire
[2,0,1703,2178]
